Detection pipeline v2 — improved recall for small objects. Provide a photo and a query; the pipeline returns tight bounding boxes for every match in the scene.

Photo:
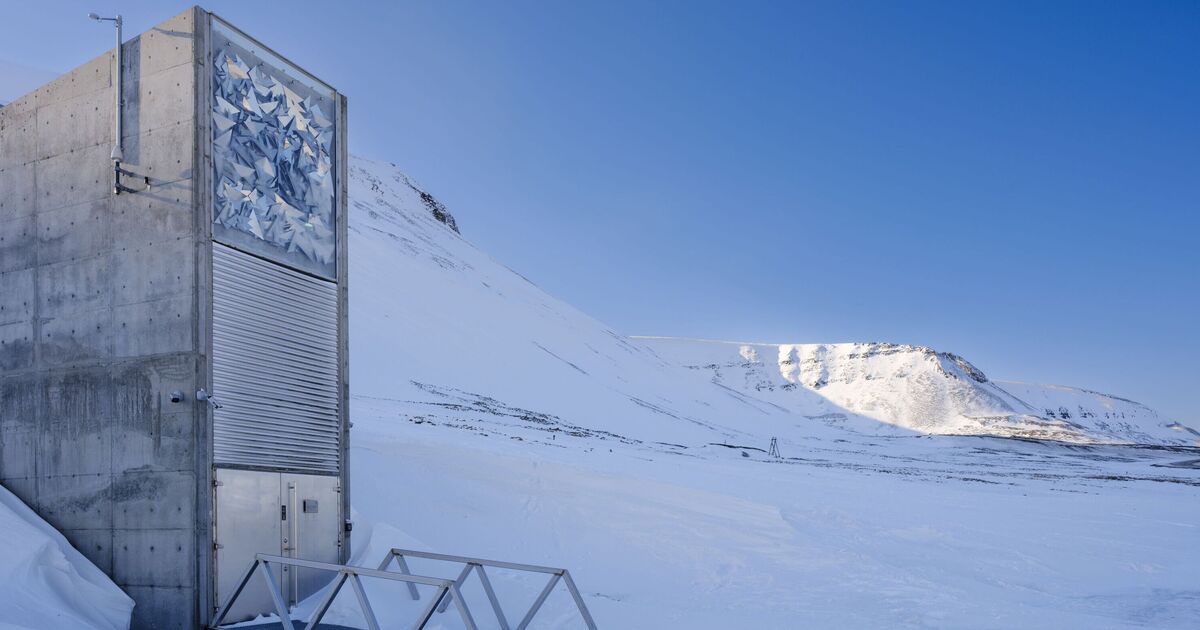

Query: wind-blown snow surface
[0,485,133,630]
[336,156,1200,629]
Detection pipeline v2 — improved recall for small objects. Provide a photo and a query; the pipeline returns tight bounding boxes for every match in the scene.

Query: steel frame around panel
[208,13,337,94]
[196,6,217,622]
[201,6,352,616]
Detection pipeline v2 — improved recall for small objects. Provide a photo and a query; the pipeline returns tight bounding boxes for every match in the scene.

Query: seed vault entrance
[213,469,341,619]
[210,244,344,619]
[204,15,350,623]
[0,7,348,628]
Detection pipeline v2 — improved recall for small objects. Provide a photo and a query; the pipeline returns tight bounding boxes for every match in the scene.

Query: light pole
[88,13,145,194]
[88,13,123,163]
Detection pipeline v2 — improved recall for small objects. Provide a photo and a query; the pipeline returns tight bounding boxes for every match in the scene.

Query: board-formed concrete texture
[0,7,350,629]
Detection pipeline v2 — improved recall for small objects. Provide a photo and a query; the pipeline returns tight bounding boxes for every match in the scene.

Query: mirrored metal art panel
[211,23,337,276]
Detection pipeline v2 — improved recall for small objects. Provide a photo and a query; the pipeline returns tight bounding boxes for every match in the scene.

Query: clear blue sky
[3,1,1197,424]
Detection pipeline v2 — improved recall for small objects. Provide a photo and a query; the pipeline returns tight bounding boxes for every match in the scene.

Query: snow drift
[0,485,133,630]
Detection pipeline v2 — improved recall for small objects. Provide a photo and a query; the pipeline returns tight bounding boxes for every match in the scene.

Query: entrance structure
[0,7,349,628]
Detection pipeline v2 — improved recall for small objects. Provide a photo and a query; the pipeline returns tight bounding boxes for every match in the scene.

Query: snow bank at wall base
[0,485,133,630]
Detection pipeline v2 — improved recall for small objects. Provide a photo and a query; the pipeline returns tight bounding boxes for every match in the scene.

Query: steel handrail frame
[209,553,478,630]
[378,548,598,630]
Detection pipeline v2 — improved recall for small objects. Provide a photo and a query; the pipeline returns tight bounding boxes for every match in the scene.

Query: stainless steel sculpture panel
[211,23,337,276]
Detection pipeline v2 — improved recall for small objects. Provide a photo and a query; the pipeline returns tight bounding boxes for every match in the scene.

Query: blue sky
[2,1,1197,424]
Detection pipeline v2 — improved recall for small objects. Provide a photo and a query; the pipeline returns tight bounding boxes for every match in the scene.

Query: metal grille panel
[213,243,340,473]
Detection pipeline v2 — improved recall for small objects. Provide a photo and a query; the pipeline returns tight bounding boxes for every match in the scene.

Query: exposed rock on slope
[637,338,1194,445]
[353,160,458,233]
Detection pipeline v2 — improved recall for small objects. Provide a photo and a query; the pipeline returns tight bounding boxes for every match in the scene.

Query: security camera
[170,390,184,403]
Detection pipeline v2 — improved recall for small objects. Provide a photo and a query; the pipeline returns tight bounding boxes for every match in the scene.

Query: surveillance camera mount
[114,164,150,195]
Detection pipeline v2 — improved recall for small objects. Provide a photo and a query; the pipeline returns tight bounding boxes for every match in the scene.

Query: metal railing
[378,548,598,630]
[209,553,479,630]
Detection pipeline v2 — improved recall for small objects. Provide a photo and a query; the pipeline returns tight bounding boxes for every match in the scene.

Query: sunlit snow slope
[327,156,1200,630]
[348,156,1194,447]
[637,338,1198,444]
[350,157,841,448]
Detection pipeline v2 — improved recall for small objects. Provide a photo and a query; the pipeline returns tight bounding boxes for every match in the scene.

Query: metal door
[214,469,343,620]
[213,468,283,622]
[280,473,342,603]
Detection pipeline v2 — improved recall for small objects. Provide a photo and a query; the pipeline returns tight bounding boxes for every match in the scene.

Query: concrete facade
[0,7,349,629]
[0,9,205,628]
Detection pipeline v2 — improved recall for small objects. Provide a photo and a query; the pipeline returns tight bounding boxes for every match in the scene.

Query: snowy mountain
[350,156,830,449]
[333,157,1200,629]
[349,156,1194,448]
[6,155,1197,630]
[637,338,1197,445]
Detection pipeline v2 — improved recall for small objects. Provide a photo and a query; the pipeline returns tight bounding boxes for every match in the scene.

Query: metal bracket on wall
[114,163,152,195]
[196,388,223,410]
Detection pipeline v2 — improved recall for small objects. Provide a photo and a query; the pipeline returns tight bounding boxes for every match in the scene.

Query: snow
[335,410,1200,629]
[636,338,1195,445]
[0,485,133,630]
[327,157,1200,628]
[348,156,1195,451]
[3,154,1196,629]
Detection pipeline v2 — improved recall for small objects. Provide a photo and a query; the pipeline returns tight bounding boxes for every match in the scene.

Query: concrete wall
[0,8,206,629]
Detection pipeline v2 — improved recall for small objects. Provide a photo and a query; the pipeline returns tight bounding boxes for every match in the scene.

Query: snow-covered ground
[4,155,1197,629]
[328,403,1200,629]
[328,157,1200,629]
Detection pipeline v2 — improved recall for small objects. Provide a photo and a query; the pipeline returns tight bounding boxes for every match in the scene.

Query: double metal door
[213,468,341,621]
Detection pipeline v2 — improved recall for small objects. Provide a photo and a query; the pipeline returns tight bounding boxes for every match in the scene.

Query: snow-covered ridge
[346,156,1195,447]
[636,337,1194,445]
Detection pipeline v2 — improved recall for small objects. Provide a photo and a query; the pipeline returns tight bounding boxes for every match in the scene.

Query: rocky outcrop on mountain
[637,338,1196,445]
[351,157,458,233]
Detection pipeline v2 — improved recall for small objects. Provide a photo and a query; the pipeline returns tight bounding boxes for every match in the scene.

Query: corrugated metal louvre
[212,243,340,473]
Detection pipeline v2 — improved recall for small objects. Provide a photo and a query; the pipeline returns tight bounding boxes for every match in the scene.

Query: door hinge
[214,542,223,550]
[281,504,287,520]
